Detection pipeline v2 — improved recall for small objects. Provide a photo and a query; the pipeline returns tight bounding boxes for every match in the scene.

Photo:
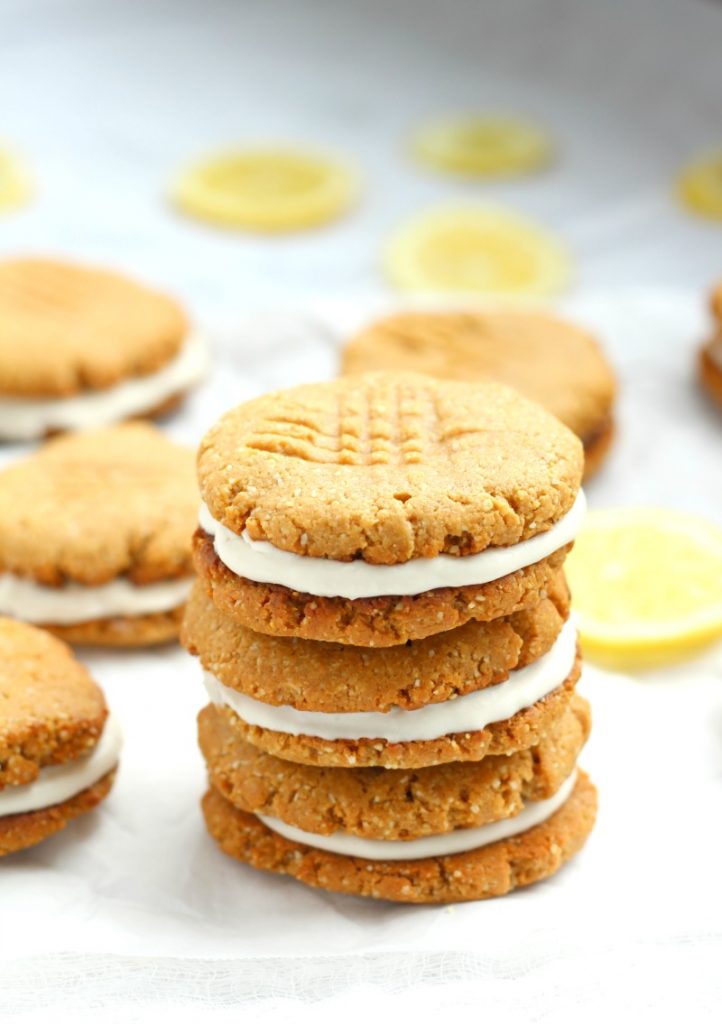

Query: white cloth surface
[1,0,722,1018]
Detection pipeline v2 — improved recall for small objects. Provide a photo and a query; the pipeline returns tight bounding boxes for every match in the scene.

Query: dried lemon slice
[172,148,358,232]
[678,151,722,219]
[566,508,722,668]
[412,114,552,177]
[0,148,31,212]
[384,206,570,296]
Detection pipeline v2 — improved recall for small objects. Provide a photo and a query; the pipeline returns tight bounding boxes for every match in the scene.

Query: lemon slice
[678,151,722,219]
[384,205,570,296]
[566,507,722,668]
[412,114,552,178]
[171,148,358,232]
[0,148,31,212]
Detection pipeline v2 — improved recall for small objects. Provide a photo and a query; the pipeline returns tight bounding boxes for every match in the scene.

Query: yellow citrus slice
[677,151,722,219]
[566,507,722,668]
[171,148,358,232]
[384,205,571,296]
[0,148,31,212]
[412,114,553,177]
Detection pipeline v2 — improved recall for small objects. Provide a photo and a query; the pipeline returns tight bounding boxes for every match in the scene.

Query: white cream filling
[258,769,577,861]
[199,490,586,599]
[204,616,577,743]
[0,331,208,440]
[0,713,122,816]
[0,574,192,624]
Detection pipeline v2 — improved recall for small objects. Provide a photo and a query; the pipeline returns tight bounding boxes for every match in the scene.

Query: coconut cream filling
[0,331,208,440]
[0,573,193,624]
[0,713,122,816]
[198,490,586,600]
[204,616,577,743]
[257,769,577,860]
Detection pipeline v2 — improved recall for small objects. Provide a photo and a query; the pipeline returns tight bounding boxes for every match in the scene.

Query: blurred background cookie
[342,310,616,478]
[0,258,208,440]
[0,422,197,645]
[699,281,722,408]
[0,618,120,856]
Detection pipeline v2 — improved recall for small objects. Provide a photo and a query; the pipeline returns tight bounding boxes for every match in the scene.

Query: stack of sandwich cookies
[187,371,597,903]
[0,618,121,856]
[0,422,197,645]
[0,258,207,440]
[700,281,722,408]
[341,310,616,478]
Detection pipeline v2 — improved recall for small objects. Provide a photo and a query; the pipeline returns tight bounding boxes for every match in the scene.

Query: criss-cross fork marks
[245,381,476,466]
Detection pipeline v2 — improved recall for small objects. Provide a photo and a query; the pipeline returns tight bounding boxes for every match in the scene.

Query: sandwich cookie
[0,618,121,855]
[184,575,580,768]
[0,423,197,645]
[202,768,596,903]
[342,311,616,478]
[0,258,207,440]
[195,372,584,645]
[199,695,590,839]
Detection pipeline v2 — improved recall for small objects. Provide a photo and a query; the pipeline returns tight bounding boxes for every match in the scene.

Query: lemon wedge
[412,114,553,178]
[677,151,722,220]
[172,148,358,232]
[566,507,722,668]
[0,148,31,212]
[384,205,570,296]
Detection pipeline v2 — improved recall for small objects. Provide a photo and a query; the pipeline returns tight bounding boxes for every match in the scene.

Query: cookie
[699,334,722,408]
[199,694,590,838]
[208,651,580,769]
[341,312,616,477]
[0,423,197,645]
[198,372,582,562]
[202,769,596,903]
[193,533,571,645]
[0,257,207,439]
[195,371,583,644]
[182,572,570,712]
[0,618,120,855]
[711,282,722,322]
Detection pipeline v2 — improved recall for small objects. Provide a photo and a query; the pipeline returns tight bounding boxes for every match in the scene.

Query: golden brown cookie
[199,695,590,838]
[700,336,722,408]
[0,618,119,855]
[581,416,615,478]
[48,607,185,647]
[183,572,569,711]
[0,423,195,586]
[0,258,187,397]
[198,372,583,564]
[341,311,616,476]
[193,531,570,646]
[0,618,107,788]
[711,283,722,323]
[211,652,581,769]
[0,770,115,857]
[0,423,196,645]
[202,769,597,904]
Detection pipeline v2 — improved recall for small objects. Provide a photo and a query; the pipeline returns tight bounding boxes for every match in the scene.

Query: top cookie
[0,258,188,397]
[0,422,197,586]
[198,371,583,564]
[341,311,616,444]
[0,618,107,788]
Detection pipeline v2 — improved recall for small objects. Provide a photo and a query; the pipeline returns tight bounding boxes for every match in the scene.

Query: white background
[0,0,721,1020]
